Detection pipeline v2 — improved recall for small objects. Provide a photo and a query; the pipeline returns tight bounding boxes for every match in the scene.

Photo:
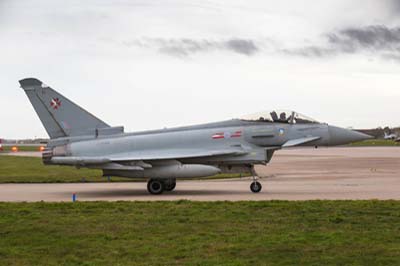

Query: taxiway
[0,147,399,201]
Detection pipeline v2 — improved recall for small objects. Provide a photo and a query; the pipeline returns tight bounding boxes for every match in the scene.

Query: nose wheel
[250,166,262,193]
[250,181,262,193]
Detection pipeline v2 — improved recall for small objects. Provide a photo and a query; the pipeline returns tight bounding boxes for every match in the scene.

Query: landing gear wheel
[250,181,262,193]
[147,179,165,195]
[165,182,176,191]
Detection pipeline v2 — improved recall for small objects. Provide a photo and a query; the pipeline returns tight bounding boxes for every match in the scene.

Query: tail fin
[19,78,110,139]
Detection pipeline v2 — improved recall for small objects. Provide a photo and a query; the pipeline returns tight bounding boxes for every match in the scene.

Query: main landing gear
[164,178,176,191]
[250,166,262,193]
[147,178,176,195]
[147,169,262,194]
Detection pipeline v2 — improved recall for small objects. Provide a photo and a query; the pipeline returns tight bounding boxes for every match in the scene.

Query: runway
[1,147,399,201]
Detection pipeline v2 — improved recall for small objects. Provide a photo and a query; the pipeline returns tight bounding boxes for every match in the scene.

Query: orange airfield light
[11,146,18,152]
[39,146,45,152]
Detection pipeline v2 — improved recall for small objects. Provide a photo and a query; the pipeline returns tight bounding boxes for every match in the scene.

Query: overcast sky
[1,0,400,139]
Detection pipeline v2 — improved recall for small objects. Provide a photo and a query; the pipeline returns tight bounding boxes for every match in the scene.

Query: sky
[1,0,400,139]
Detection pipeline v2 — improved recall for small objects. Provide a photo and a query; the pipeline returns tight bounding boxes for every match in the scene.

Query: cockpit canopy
[239,110,320,124]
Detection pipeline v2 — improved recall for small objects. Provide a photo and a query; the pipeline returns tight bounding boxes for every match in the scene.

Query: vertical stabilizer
[19,78,110,139]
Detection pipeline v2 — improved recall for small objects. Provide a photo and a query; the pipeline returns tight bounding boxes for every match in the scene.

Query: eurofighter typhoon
[19,78,371,194]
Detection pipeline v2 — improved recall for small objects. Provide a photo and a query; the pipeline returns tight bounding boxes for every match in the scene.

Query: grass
[349,139,400,146]
[0,145,43,152]
[0,156,108,183]
[0,201,399,265]
[0,156,244,183]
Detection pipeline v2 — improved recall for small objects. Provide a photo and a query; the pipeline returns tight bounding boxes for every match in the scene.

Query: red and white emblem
[212,130,242,139]
[50,98,61,110]
[212,132,225,139]
[231,130,242,138]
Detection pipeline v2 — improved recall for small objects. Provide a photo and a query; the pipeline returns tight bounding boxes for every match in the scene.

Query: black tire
[147,179,164,195]
[164,178,176,191]
[165,182,176,191]
[250,181,262,193]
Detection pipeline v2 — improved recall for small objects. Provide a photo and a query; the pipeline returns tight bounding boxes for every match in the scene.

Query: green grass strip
[0,200,399,265]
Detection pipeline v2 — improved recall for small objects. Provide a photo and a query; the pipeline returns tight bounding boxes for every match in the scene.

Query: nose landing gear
[250,166,262,193]
[250,181,262,193]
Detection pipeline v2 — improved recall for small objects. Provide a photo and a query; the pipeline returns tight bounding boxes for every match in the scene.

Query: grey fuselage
[44,119,356,179]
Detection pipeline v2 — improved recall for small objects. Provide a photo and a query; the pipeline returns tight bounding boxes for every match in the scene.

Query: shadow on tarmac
[57,188,253,198]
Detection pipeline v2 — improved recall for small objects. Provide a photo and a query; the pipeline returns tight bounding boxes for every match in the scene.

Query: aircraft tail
[19,78,110,139]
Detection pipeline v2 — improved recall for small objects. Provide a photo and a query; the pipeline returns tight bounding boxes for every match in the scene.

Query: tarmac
[0,147,399,201]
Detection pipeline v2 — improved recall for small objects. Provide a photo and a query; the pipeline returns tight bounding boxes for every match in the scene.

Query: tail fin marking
[19,78,110,139]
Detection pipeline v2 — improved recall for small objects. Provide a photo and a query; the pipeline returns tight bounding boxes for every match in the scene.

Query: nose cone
[328,126,372,146]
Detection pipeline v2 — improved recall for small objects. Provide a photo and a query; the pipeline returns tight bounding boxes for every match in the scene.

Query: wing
[49,146,249,168]
[108,147,248,161]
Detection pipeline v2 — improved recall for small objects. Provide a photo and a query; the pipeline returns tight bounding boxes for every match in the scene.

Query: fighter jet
[384,132,396,140]
[19,78,371,194]
[384,132,400,142]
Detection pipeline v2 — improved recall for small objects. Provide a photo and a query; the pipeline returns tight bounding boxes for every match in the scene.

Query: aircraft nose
[328,126,373,145]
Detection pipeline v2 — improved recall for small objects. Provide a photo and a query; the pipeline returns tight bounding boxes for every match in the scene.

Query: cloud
[332,25,400,50]
[224,39,259,55]
[285,25,400,60]
[282,46,336,57]
[388,0,400,14]
[123,25,400,61]
[123,38,259,57]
